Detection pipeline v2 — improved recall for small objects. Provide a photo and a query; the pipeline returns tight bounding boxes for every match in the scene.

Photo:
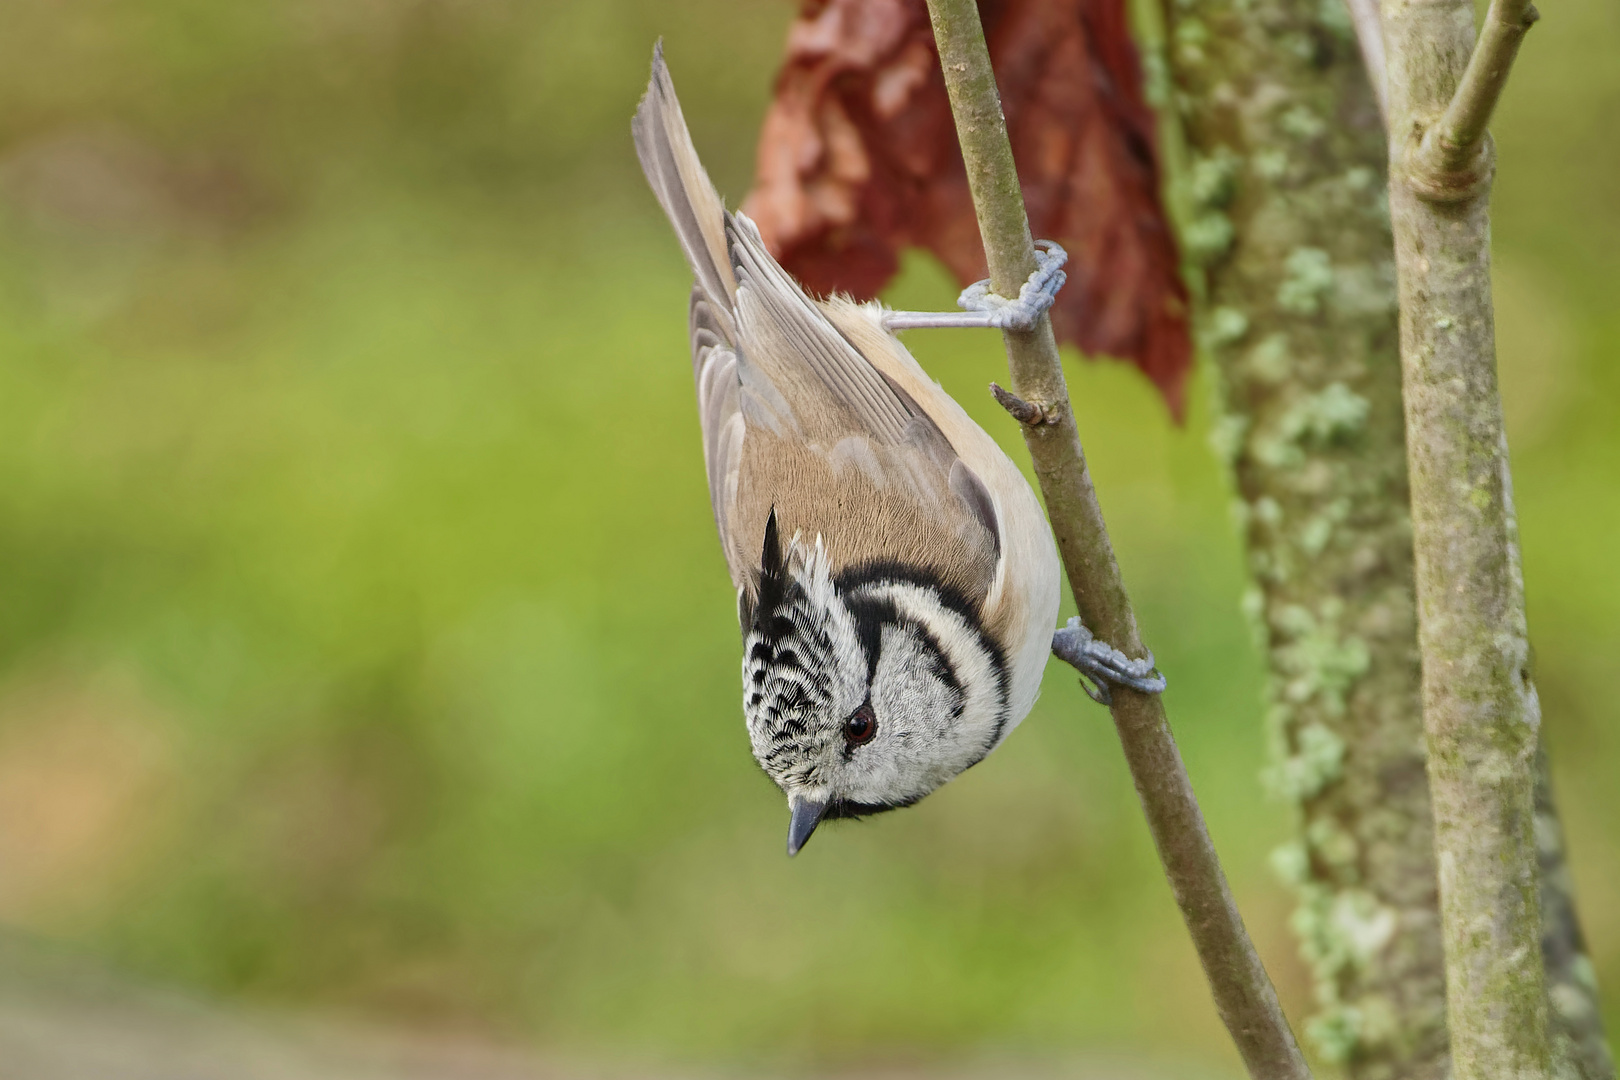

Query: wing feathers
[632,43,736,338]
[690,289,747,582]
[636,48,1002,610]
[727,214,916,445]
[949,460,1002,560]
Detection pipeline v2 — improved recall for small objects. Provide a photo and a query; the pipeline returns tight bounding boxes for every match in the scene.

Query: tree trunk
[1381,0,1552,1074]
[1161,0,1613,1075]
[1159,1,1449,1077]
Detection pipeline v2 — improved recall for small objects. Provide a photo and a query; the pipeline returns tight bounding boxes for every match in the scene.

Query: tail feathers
[633,43,737,340]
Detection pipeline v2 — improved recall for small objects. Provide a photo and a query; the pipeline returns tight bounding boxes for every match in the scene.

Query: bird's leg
[1051,616,1167,707]
[882,241,1067,333]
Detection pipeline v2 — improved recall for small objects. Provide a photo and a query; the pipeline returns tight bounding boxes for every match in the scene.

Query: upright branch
[920,2,1311,1077]
[1337,0,1611,1071]
[1383,0,1551,1077]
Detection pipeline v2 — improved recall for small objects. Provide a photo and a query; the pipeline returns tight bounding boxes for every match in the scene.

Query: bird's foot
[1051,616,1166,707]
[882,241,1067,332]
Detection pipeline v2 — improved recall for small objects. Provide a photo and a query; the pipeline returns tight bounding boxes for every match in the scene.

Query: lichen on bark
[1158,0,1448,1074]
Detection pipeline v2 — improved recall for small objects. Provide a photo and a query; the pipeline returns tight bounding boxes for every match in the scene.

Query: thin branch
[920,2,1312,1077]
[1410,0,1540,187]
[1343,0,1389,126]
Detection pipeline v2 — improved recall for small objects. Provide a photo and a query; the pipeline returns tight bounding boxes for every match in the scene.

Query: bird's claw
[1051,616,1166,707]
[882,241,1068,332]
[957,240,1068,331]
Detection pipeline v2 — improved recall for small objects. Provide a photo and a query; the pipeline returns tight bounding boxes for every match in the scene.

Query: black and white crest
[742,510,866,791]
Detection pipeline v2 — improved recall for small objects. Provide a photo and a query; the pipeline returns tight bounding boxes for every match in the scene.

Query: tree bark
[920,1,1312,1076]
[1536,745,1618,1080]
[1158,2,1448,1075]
[1383,0,1551,1077]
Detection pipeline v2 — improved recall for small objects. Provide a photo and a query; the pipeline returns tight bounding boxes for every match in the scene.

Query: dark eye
[844,703,877,747]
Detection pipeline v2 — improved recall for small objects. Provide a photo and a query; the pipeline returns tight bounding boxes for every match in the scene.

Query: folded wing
[634,47,1000,613]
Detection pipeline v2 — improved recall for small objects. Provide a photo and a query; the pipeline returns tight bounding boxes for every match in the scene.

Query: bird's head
[741,513,1009,855]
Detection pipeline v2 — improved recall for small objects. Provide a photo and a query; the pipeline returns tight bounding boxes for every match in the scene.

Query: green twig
[920,2,1312,1077]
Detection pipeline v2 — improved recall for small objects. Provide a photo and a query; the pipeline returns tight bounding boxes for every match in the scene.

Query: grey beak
[786,797,828,857]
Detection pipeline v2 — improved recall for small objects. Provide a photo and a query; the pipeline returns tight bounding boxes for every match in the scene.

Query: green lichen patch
[1290,884,1402,1061]
[1189,149,1242,209]
[1184,211,1236,263]
[1268,599,1371,713]
[1278,104,1327,140]
[1294,383,1371,441]
[1307,816,1361,874]
[1265,720,1348,800]
[1298,498,1350,557]
[1246,333,1292,383]
[1253,148,1291,180]
[1209,412,1252,465]
[1204,305,1251,347]
[1277,247,1335,314]
[1316,0,1353,35]
[1308,1006,1362,1064]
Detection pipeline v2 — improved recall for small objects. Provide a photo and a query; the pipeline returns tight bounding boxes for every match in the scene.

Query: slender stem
[921,2,1311,1077]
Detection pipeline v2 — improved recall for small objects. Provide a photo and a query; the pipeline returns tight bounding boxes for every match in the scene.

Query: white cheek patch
[836,581,1007,805]
[857,626,965,795]
[872,625,961,742]
[880,582,1006,744]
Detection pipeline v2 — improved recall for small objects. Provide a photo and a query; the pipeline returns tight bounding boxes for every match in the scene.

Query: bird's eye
[844,703,877,747]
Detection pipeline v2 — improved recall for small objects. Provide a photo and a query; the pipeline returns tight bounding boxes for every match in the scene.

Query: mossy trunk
[1159,0,1446,1076]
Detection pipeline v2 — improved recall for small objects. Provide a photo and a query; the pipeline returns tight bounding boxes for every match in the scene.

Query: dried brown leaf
[744,0,1191,417]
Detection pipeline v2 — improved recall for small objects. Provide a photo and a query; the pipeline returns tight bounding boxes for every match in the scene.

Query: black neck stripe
[834,559,1011,745]
[834,560,984,629]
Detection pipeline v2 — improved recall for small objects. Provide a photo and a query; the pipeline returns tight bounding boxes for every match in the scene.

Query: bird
[633,45,1097,856]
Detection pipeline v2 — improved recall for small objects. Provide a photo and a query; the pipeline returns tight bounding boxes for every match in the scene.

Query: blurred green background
[0,0,1613,1074]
